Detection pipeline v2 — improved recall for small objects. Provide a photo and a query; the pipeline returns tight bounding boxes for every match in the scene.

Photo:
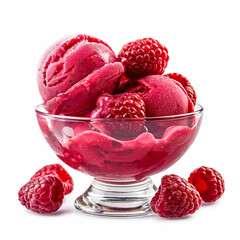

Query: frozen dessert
[38,34,124,115]
[116,74,194,117]
[36,35,202,180]
[114,74,195,139]
[164,73,197,105]
[59,124,200,179]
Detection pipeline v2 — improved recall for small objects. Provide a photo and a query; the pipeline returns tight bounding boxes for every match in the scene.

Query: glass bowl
[35,104,203,217]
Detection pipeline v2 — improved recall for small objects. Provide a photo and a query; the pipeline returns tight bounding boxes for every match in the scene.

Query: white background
[1,0,239,239]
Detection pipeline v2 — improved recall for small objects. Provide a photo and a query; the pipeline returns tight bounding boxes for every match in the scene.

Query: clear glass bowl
[35,104,203,217]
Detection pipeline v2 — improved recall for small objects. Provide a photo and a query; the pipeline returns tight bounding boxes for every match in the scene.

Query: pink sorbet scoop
[38,34,124,115]
[119,75,194,117]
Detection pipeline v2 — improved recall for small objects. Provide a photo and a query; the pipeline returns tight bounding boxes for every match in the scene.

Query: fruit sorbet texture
[37,114,202,180]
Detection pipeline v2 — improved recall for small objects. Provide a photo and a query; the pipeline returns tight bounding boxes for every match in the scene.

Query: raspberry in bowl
[35,34,204,217]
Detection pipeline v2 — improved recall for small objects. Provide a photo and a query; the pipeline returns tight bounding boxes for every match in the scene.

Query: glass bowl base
[74,177,157,217]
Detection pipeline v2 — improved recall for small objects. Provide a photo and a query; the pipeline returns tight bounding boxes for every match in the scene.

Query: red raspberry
[151,174,202,218]
[118,38,169,78]
[30,163,74,195]
[150,187,161,213]
[188,166,225,203]
[91,92,146,138]
[91,92,146,119]
[164,73,197,105]
[18,176,64,213]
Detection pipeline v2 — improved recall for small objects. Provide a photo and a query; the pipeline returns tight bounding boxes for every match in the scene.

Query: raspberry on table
[188,166,225,203]
[150,187,161,214]
[18,176,64,213]
[164,73,197,105]
[30,163,74,195]
[118,38,169,78]
[151,174,202,218]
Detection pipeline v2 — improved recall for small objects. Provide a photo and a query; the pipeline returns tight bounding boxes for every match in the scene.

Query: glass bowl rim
[35,104,204,122]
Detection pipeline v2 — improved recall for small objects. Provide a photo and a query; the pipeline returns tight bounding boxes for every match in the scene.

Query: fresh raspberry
[91,92,146,138]
[30,163,74,195]
[151,174,202,218]
[91,92,146,119]
[188,166,225,203]
[118,38,169,78]
[18,176,64,213]
[164,73,197,105]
